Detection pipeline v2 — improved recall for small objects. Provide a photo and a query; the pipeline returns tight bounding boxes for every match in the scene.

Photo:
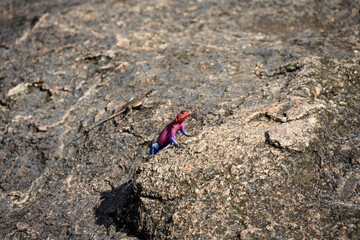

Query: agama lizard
[65,89,157,148]
[149,110,192,156]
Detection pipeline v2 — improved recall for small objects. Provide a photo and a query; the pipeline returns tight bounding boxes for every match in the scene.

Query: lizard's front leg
[180,130,192,137]
[170,137,179,147]
[180,123,192,137]
[124,107,133,119]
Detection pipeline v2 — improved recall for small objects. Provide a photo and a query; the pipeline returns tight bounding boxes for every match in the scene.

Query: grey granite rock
[0,0,359,239]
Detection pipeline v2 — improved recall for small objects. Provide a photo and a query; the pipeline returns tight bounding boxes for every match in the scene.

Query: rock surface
[1,0,359,239]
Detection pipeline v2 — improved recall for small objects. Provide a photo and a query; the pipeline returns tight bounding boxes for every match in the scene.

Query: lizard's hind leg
[149,142,160,156]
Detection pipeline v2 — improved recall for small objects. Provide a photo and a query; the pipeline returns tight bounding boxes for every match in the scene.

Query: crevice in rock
[264,130,302,153]
[0,98,10,108]
[0,43,10,49]
[30,81,53,98]
[255,61,304,78]
[249,112,286,123]
[265,130,283,150]
[139,194,174,202]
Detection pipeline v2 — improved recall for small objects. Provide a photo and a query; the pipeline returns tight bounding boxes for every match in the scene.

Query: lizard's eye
[180,111,184,114]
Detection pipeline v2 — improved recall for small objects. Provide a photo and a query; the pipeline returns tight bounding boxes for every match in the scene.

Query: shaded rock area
[0,0,359,239]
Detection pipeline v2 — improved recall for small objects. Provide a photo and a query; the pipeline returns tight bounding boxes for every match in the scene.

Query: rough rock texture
[1,0,359,239]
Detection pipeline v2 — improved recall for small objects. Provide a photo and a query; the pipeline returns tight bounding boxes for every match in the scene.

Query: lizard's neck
[172,119,184,125]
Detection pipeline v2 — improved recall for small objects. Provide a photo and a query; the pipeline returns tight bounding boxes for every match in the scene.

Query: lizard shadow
[94,180,136,234]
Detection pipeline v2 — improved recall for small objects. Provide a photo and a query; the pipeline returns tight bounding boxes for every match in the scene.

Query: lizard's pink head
[175,110,191,123]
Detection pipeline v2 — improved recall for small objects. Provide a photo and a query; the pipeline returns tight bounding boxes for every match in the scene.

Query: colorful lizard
[149,110,192,156]
[65,89,157,148]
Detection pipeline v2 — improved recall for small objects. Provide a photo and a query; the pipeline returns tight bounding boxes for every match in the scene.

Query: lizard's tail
[64,133,87,149]
[86,109,126,132]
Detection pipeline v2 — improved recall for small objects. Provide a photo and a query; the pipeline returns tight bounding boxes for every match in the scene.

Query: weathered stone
[1,0,359,239]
